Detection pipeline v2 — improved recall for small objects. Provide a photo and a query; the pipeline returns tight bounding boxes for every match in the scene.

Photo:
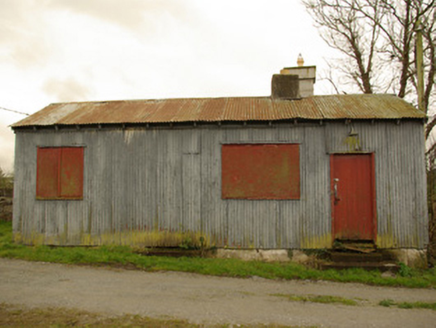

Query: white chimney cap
[297,53,304,67]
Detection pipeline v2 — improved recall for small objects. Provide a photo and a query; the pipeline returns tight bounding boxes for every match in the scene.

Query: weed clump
[273,293,358,306]
[379,299,436,311]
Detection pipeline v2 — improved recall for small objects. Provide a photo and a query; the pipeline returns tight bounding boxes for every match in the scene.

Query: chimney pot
[297,53,304,66]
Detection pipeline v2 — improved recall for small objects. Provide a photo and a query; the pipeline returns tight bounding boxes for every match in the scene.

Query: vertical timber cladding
[221,144,300,199]
[330,153,376,241]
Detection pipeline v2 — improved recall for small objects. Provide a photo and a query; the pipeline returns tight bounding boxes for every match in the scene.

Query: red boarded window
[36,147,84,200]
[222,144,300,200]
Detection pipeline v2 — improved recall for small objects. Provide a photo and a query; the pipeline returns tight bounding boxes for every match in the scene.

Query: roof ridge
[48,96,275,106]
[47,93,400,106]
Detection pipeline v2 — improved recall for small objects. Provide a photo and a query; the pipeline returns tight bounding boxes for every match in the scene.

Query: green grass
[0,303,312,328]
[379,299,436,310]
[379,299,396,307]
[272,294,358,306]
[1,221,436,288]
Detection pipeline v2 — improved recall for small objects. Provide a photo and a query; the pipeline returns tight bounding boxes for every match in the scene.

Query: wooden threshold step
[330,252,383,263]
[320,261,399,272]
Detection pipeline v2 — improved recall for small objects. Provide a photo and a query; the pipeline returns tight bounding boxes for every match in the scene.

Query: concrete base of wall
[382,249,428,269]
[215,248,428,269]
[215,249,290,262]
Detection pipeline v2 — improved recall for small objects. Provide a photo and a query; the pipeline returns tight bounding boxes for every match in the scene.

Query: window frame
[36,146,84,200]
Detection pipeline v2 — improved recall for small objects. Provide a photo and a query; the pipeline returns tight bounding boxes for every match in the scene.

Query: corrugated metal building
[11,65,429,250]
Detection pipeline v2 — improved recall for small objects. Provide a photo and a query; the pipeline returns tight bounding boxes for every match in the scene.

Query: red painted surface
[60,148,84,198]
[37,148,60,198]
[331,154,376,241]
[222,144,300,199]
[36,147,84,199]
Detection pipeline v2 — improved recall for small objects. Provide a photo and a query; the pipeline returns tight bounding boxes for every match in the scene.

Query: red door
[331,154,376,241]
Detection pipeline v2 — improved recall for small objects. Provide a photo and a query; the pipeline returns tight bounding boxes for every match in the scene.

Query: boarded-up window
[222,144,300,200]
[36,147,84,199]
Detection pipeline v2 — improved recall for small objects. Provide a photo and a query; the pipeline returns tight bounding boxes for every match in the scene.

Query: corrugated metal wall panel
[276,126,304,248]
[13,121,428,249]
[298,126,331,248]
[199,128,226,245]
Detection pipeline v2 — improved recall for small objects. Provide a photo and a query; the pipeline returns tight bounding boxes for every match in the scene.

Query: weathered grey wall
[13,121,428,249]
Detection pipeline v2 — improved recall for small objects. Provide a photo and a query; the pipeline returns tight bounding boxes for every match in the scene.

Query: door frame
[330,153,377,243]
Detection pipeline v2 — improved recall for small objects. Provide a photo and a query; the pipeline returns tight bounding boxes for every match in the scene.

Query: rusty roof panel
[146,99,181,122]
[11,94,425,128]
[224,97,270,121]
[172,98,201,122]
[197,98,226,121]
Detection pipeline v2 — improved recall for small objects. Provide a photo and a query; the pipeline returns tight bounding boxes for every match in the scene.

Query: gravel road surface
[0,258,435,327]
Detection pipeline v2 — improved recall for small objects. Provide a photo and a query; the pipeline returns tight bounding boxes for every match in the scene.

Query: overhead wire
[0,106,30,116]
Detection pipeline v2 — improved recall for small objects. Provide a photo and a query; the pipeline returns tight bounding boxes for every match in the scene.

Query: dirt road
[0,258,435,327]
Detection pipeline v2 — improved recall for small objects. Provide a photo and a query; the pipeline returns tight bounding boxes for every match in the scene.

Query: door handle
[334,178,340,204]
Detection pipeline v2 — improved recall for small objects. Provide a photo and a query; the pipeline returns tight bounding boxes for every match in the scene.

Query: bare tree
[303,0,435,118]
[303,0,383,93]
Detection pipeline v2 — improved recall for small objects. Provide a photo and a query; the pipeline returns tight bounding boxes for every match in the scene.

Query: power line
[0,106,30,116]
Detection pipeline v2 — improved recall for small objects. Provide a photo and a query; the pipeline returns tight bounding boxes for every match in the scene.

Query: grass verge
[0,303,309,328]
[1,221,436,288]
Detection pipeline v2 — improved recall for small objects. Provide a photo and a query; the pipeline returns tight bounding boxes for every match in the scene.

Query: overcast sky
[0,0,337,172]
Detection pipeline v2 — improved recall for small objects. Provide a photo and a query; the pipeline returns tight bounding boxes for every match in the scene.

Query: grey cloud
[42,77,92,102]
[48,0,194,32]
[0,0,51,68]
[10,38,52,68]
[0,0,28,44]
[0,0,200,69]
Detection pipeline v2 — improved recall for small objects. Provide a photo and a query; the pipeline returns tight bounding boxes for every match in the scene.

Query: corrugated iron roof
[11,94,425,128]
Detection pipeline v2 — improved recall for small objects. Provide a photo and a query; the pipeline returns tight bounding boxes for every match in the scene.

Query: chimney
[271,74,300,99]
[271,54,316,99]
